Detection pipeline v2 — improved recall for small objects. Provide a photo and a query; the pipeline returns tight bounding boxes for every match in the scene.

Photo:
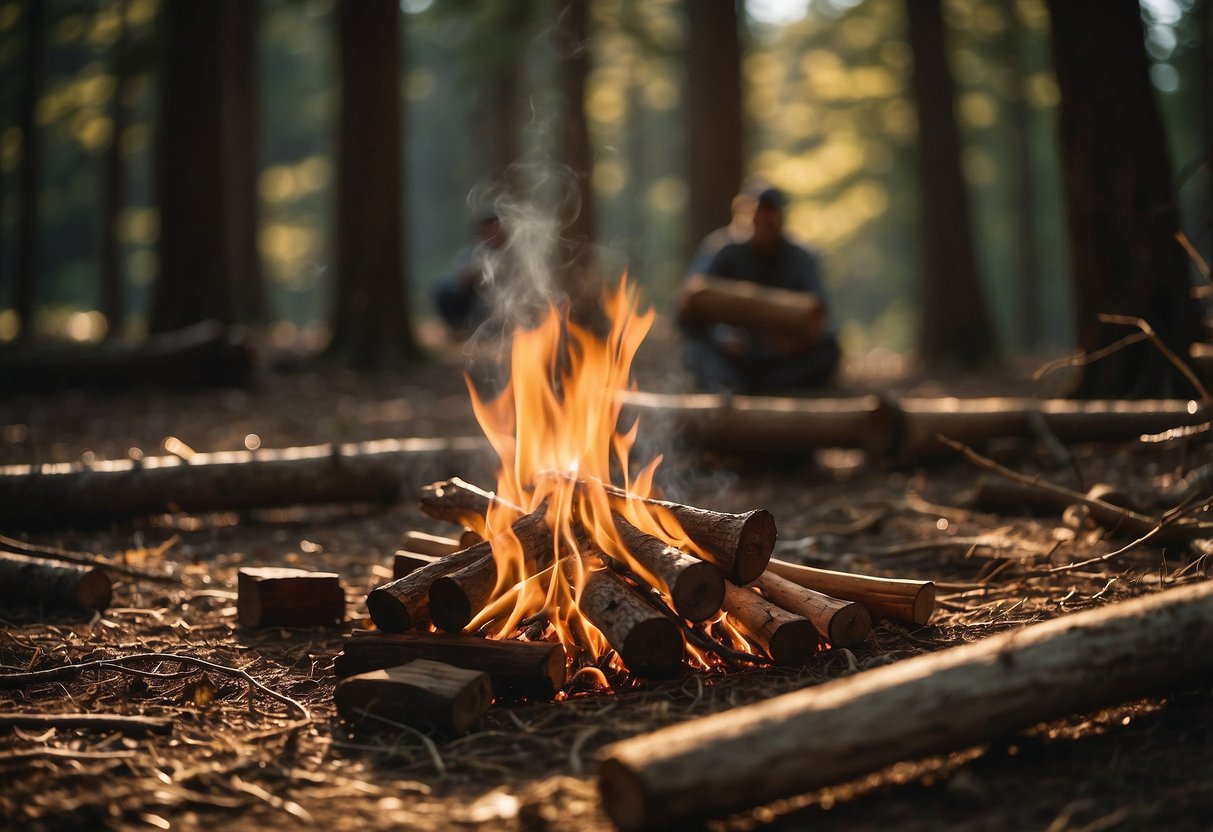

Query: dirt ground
[2,329,1212,831]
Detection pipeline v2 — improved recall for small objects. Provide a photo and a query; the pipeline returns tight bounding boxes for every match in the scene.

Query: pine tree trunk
[15,0,45,340]
[905,0,1000,369]
[685,0,744,254]
[1046,0,1202,397]
[329,0,418,368]
[100,0,131,338]
[554,0,597,313]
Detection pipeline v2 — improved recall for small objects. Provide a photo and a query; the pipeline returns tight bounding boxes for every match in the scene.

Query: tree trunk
[554,0,597,312]
[685,0,744,254]
[152,0,262,333]
[904,0,1000,368]
[100,0,131,338]
[329,0,419,368]
[15,0,44,340]
[1046,0,1202,397]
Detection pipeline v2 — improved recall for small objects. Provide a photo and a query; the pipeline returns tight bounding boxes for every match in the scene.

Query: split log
[0,320,252,395]
[392,550,443,580]
[0,552,112,612]
[419,477,522,528]
[236,567,343,628]
[597,580,1213,831]
[754,571,871,647]
[0,712,173,736]
[618,391,896,456]
[580,569,684,677]
[0,437,492,529]
[366,547,488,632]
[612,515,724,622]
[680,274,824,338]
[766,558,935,625]
[402,531,464,557]
[334,659,492,735]
[720,581,818,664]
[428,508,554,632]
[333,630,565,699]
[895,397,1207,461]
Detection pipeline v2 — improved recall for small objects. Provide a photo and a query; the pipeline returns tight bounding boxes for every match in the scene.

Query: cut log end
[365,587,413,632]
[334,659,492,735]
[670,560,726,622]
[825,602,872,648]
[597,757,651,832]
[74,569,114,611]
[912,583,937,625]
[236,567,344,629]
[735,509,777,584]
[767,618,819,665]
[428,575,474,633]
[622,618,685,678]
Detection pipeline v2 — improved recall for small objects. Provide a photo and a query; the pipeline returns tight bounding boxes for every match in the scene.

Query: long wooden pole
[598,580,1213,831]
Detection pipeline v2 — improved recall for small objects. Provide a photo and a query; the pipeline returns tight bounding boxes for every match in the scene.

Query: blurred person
[434,208,507,336]
[676,187,841,394]
[685,190,756,277]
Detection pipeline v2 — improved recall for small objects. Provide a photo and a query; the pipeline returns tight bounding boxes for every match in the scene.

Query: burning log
[612,515,724,622]
[580,569,685,678]
[720,581,818,665]
[597,579,1213,830]
[765,558,935,625]
[419,477,522,528]
[334,630,566,699]
[236,567,344,628]
[427,507,554,632]
[754,572,871,647]
[392,550,443,580]
[618,391,896,456]
[680,274,824,338]
[366,546,488,632]
[0,552,113,612]
[334,659,492,735]
[0,437,492,529]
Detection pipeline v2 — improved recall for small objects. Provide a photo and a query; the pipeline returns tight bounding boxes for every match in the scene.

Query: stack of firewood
[330,478,936,734]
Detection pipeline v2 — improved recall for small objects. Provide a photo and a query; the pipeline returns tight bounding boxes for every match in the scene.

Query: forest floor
[1,324,1212,831]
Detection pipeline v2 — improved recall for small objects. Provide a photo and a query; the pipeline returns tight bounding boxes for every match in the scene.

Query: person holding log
[677,186,841,394]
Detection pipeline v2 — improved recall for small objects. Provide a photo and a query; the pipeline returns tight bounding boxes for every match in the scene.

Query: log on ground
[0,552,113,612]
[765,558,934,625]
[597,579,1213,831]
[580,569,684,678]
[237,567,344,628]
[392,550,443,580]
[612,514,724,621]
[366,545,488,632]
[334,659,492,735]
[720,581,818,664]
[754,571,871,647]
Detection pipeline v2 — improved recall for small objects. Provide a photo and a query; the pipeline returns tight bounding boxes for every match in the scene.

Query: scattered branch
[1097,313,1212,408]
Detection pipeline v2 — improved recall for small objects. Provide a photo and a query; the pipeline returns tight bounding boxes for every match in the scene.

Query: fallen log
[597,579,1213,831]
[236,567,344,628]
[765,558,935,625]
[612,515,724,622]
[334,630,566,699]
[392,550,443,580]
[334,659,491,735]
[0,437,493,529]
[895,397,1207,461]
[720,581,818,665]
[618,391,896,456]
[754,571,871,647]
[679,275,824,338]
[0,552,113,612]
[580,568,684,678]
[427,507,555,632]
[0,712,173,736]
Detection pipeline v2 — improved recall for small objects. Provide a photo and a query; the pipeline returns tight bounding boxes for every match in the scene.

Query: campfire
[331,281,934,711]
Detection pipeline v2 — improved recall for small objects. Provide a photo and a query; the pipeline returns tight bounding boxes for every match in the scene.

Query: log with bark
[753,571,871,647]
[333,630,566,699]
[236,567,344,628]
[401,530,465,557]
[0,552,113,612]
[392,550,443,580]
[765,558,935,624]
[597,579,1213,831]
[618,391,896,456]
[679,274,825,338]
[719,581,818,664]
[0,437,493,529]
[580,568,685,678]
[419,477,522,529]
[611,515,724,622]
[334,659,492,735]
[366,544,489,632]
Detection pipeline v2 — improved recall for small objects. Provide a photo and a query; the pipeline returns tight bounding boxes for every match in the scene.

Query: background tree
[100,0,131,339]
[151,0,263,333]
[1047,0,1202,397]
[685,0,744,254]
[14,0,44,340]
[554,0,597,310]
[328,0,418,367]
[904,0,999,369]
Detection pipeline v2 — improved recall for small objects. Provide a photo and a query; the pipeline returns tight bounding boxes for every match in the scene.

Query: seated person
[434,208,506,336]
[677,187,841,394]
[686,190,756,277]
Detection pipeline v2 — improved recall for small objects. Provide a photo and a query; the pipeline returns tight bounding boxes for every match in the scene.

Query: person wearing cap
[685,190,757,278]
[434,208,507,336]
[677,186,841,393]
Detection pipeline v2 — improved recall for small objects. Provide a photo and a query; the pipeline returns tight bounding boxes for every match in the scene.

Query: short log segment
[334,659,492,735]
[612,515,725,622]
[237,567,344,628]
[392,551,443,580]
[720,581,818,664]
[580,569,684,677]
[597,580,1213,831]
[766,558,935,625]
[754,571,871,647]
[419,477,522,528]
[680,275,824,338]
[0,552,112,612]
[401,531,463,557]
[333,630,565,699]
[428,508,554,632]
[367,548,487,632]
